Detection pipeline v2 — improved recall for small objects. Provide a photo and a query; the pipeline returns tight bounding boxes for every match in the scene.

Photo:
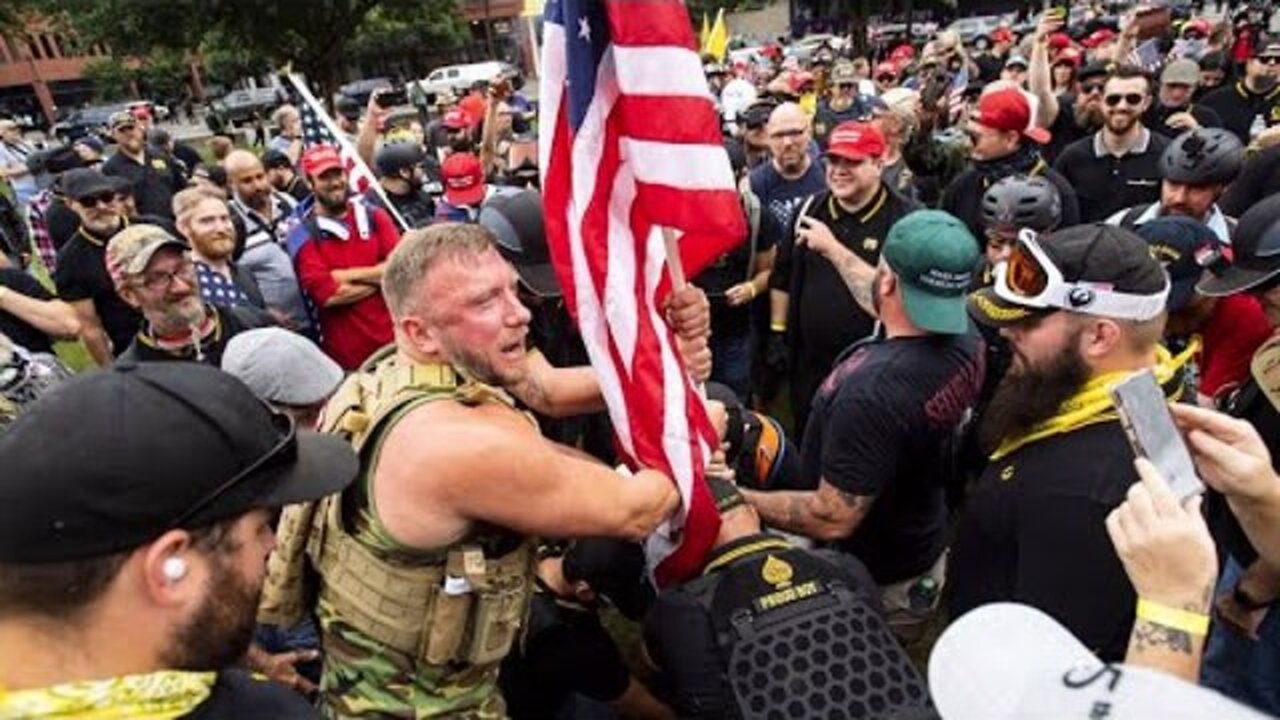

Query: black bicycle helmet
[1160,127,1244,186]
[980,175,1063,233]
[374,141,426,178]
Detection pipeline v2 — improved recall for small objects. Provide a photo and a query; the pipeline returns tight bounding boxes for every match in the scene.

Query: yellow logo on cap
[862,237,879,252]
[1000,465,1015,481]
[151,159,167,171]
[762,555,793,589]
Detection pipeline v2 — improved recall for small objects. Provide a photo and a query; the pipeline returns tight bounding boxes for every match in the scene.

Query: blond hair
[382,223,497,320]
[172,186,227,224]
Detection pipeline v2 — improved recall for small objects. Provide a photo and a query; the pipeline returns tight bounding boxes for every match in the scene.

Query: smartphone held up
[1110,370,1204,500]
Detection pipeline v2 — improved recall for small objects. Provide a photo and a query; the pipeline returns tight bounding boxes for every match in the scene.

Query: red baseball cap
[1081,29,1117,48]
[1183,18,1211,37]
[972,88,1051,145]
[300,145,344,177]
[1053,47,1084,67]
[826,122,886,162]
[1047,32,1073,50]
[442,152,486,207]
[442,108,473,131]
[990,27,1015,44]
[889,44,916,62]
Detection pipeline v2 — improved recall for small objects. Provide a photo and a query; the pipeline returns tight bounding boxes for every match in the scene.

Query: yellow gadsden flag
[700,13,711,51]
[705,9,729,62]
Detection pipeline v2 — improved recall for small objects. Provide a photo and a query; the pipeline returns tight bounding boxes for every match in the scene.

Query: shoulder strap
[742,189,762,281]
[1120,204,1149,229]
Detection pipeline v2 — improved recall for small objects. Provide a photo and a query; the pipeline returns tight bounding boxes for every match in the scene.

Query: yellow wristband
[1136,598,1210,635]
[770,321,786,333]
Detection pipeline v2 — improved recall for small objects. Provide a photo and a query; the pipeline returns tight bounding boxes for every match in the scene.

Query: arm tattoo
[511,371,550,413]
[832,252,876,316]
[785,494,808,530]
[831,486,863,510]
[1130,619,1193,655]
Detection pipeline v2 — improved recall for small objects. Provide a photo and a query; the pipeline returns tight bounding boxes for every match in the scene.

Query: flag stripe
[614,46,712,96]
[623,139,737,189]
[614,97,723,143]
[607,0,699,47]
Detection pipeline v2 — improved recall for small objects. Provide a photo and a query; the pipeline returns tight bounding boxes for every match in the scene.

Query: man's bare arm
[69,299,112,366]
[824,243,877,317]
[507,350,608,418]
[0,290,80,339]
[742,480,873,542]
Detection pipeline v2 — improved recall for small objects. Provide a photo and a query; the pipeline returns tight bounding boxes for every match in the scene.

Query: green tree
[81,58,133,100]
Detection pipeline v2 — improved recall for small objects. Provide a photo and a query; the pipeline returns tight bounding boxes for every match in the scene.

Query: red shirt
[294,202,400,369]
[1200,294,1273,401]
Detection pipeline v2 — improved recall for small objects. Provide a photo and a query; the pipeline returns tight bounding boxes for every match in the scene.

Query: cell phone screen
[1110,370,1204,499]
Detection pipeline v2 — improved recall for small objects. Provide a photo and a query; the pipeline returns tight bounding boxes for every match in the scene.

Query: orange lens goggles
[1005,242,1050,298]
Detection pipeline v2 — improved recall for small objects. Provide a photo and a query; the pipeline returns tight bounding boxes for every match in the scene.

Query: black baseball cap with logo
[0,362,358,563]
[1135,217,1224,311]
[969,224,1169,327]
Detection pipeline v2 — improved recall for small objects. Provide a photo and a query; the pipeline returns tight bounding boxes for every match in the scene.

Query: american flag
[539,0,747,585]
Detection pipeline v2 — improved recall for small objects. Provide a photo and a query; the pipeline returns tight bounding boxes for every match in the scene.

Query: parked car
[946,15,1005,44]
[51,102,130,143]
[411,61,518,100]
[214,87,285,125]
[339,77,393,106]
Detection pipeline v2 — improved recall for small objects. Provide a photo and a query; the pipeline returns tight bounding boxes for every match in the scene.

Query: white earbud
[162,557,188,582]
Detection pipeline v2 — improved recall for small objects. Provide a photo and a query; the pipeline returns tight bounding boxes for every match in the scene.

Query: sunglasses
[769,128,807,140]
[168,412,298,529]
[1260,56,1280,66]
[78,192,118,208]
[876,75,896,83]
[1104,93,1145,107]
[1080,82,1105,95]
[835,83,857,90]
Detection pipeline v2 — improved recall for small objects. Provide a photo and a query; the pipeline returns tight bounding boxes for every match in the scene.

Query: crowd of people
[2,1,1280,718]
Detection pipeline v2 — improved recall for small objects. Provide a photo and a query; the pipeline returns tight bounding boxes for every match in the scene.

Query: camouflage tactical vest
[259,346,534,719]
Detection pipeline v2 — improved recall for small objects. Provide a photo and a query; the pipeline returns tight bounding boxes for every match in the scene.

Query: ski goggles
[993,229,1169,321]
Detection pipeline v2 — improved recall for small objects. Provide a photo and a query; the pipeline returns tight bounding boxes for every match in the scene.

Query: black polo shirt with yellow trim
[52,223,142,355]
[773,186,918,392]
[1199,80,1280,145]
[102,148,187,220]
[947,420,1138,661]
[1053,127,1169,223]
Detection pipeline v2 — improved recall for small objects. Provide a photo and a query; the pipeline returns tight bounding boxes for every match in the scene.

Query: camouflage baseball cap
[105,224,188,288]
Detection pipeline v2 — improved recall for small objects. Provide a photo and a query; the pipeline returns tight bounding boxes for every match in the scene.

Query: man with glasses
[949,223,1189,662]
[1054,66,1169,223]
[1146,59,1224,139]
[749,103,825,234]
[974,175,1063,290]
[52,168,141,366]
[108,225,272,365]
[813,62,872,150]
[1037,59,1110,165]
[101,111,186,220]
[941,86,1078,241]
[1200,41,1280,144]
[873,62,899,95]
[0,361,356,719]
[726,100,774,173]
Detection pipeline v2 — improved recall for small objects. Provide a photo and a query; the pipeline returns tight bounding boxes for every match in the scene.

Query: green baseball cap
[883,210,980,335]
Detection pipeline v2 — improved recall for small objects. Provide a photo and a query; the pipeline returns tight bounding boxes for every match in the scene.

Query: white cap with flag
[929,603,1270,719]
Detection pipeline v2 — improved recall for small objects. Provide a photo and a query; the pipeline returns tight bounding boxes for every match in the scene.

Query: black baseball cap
[561,537,654,619]
[479,188,559,297]
[1135,217,1222,311]
[1077,60,1115,83]
[1197,194,1280,297]
[262,149,293,170]
[61,167,118,201]
[0,362,358,563]
[970,224,1168,327]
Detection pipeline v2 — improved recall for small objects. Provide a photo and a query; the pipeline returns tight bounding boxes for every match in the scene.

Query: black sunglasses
[876,75,896,83]
[1104,93,1145,107]
[1080,82,1105,95]
[77,192,118,208]
[167,412,298,529]
[1260,56,1280,66]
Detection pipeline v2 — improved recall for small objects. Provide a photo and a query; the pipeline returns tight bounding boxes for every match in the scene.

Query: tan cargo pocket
[462,576,526,666]
[422,551,475,665]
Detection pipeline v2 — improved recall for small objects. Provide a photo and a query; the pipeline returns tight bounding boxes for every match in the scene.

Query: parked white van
[411,61,518,99]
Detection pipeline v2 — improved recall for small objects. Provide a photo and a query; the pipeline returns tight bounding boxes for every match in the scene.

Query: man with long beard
[290,145,401,369]
[109,225,272,366]
[0,362,357,718]
[1200,42,1280,144]
[174,187,267,310]
[947,223,1193,662]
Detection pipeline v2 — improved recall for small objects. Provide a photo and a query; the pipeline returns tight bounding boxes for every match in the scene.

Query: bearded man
[290,145,401,369]
[948,224,1191,662]
[174,188,266,310]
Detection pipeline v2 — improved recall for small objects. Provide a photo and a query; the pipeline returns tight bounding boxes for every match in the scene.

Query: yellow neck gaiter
[991,342,1198,461]
[0,670,216,719]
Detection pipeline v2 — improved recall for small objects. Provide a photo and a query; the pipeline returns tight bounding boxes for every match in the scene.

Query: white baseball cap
[929,603,1269,719]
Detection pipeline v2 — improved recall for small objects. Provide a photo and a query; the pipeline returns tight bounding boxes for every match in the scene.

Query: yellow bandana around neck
[0,670,215,719]
[991,342,1199,461]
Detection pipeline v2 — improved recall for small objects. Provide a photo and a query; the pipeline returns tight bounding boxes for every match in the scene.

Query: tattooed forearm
[509,372,550,414]
[1130,620,1193,655]
[831,250,877,317]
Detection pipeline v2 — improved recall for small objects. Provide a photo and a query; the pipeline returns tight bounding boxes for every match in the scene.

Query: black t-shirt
[117,305,273,366]
[1053,130,1169,223]
[0,268,56,353]
[644,536,887,720]
[53,225,142,355]
[1221,144,1280,218]
[172,142,203,178]
[813,98,873,149]
[102,149,187,219]
[1043,95,1095,166]
[801,332,985,583]
[500,591,632,719]
[46,198,80,252]
[701,201,781,337]
[1199,81,1280,144]
[947,421,1139,661]
[183,668,319,719]
[364,186,436,230]
[282,176,312,203]
[1143,102,1224,140]
[942,157,1080,241]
